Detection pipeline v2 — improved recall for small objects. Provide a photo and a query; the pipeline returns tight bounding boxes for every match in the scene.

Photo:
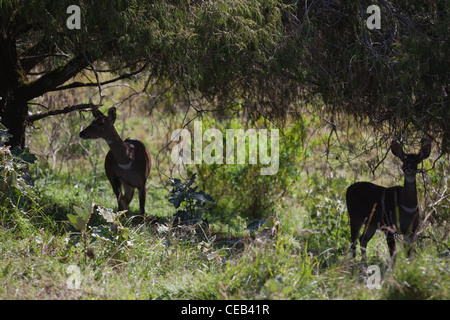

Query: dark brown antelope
[346,140,431,260]
[80,107,151,219]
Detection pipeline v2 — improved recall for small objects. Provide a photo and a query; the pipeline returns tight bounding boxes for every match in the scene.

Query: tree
[0,0,164,147]
[0,0,290,147]
[1,0,448,152]
[286,0,449,151]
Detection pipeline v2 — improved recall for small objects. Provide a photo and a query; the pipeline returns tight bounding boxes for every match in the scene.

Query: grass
[0,103,448,300]
[0,201,448,300]
[2,177,447,300]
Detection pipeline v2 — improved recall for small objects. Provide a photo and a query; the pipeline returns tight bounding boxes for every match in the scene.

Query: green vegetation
[1,1,448,151]
[0,0,448,301]
[0,102,448,300]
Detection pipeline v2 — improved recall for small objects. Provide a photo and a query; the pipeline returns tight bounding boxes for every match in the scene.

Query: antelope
[346,140,431,260]
[79,107,151,219]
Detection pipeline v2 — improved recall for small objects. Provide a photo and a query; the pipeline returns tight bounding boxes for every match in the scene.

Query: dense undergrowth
[0,102,448,300]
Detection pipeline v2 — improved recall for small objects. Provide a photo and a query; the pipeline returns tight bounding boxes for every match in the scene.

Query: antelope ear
[418,143,431,161]
[391,141,405,159]
[108,107,117,124]
[91,108,104,119]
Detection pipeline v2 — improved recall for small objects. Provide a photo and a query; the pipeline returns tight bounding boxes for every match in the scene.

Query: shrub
[196,117,306,222]
[169,173,216,226]
[301,173,350,257]
[0,121,37,226]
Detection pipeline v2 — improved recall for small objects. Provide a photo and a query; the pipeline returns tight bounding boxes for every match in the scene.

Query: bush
[382,253,449,300]
[0,121,37,226]
[301,173,350,255]
[196,117,306,222]
[169,173,216,226]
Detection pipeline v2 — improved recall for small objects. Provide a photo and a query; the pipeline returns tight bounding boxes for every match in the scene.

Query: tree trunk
[0,21,26,149]
[1,17,91,148]
[0,96,28,149]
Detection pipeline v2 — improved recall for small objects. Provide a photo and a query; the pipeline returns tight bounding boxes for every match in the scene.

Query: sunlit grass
[1,104,448,300]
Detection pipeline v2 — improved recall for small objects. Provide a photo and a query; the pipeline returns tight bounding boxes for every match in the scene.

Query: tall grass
[0,98,448,300]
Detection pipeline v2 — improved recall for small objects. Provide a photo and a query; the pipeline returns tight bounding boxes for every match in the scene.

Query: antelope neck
[401,174,418,212]
[105,130,134,167]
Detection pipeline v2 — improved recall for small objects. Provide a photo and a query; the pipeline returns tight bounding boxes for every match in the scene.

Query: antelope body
[80,107,151,218]
[346,141,431,259]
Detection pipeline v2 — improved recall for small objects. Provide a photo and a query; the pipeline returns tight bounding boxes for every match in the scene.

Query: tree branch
[17,53,91,101]
[50,63,148,92]
[28,103,98,123]
[20,43,70,74]
[377,0,420,31]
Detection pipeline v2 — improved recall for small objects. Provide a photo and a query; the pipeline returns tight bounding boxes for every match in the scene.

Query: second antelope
[346,140,431,260]
[80,107,151,219]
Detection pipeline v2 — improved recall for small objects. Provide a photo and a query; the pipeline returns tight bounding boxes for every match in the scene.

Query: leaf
[69,201,94,230]
[186,173,197,187]
[169,178,182,189]
[97,206,115,223]
[10,170,19,189]
[168,191,186,209]
[10,146,37,164]
[0,123,12,144]
[96,206,125,223]
[90,225,113,242]
[67,214,87,231]
[193,190,215,204]
[73,204,92,222]
[17,178,35,197]
[118,226,130,241]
